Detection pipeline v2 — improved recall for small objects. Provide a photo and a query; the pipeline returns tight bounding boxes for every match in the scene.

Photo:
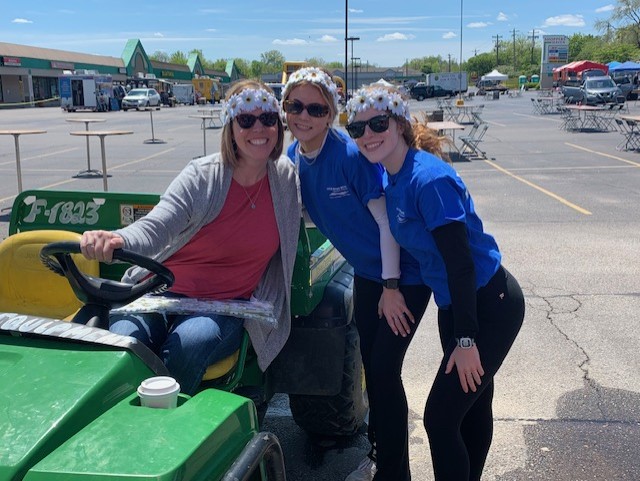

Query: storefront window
[33,76,58,100]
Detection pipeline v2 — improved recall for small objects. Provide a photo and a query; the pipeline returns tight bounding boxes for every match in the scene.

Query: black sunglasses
[346,115,391,139]
[235,111,280,129]
[283,99,330,118]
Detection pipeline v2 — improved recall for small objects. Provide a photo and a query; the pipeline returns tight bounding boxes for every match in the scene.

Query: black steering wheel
[40,241,175,329]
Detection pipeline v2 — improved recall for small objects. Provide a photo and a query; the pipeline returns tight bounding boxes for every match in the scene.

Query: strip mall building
[0,39,240,107]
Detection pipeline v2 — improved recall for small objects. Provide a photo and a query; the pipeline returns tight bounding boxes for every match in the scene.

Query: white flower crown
[346,87,411,123]
[221,88,280,126]
[281,67,340,110]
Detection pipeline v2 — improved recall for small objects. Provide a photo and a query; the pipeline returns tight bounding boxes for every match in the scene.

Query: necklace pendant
[251,203,256,209]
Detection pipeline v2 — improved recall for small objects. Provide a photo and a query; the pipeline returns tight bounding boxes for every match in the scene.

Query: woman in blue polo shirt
[282,67,431,481]
[345,86,525,481]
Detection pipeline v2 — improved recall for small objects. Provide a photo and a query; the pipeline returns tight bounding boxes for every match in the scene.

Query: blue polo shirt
[288,129,421,284]
[384,148,501,306]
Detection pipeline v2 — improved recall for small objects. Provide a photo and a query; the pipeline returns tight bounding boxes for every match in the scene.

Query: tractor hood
[0,313,160,481]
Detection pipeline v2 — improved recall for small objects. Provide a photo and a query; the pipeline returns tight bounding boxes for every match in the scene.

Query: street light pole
[345,0,348,98]
[347,36,360,96]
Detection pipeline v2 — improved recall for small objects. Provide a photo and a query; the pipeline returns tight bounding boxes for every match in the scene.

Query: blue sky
[2,1,617,67]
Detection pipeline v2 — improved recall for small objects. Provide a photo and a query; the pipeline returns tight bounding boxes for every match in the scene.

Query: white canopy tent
[371,78,394,87]
[481,69,508,81]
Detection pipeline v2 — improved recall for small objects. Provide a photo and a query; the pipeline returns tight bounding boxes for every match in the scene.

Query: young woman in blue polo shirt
[282,67,431,481]
[345,86,525,481]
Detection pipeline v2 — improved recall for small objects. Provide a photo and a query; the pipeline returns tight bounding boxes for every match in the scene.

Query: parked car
[611,74,638,100]
[562,76,623,105]
[121,88,161,111]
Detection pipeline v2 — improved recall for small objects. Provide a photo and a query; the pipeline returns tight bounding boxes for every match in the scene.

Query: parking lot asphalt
[1,93,639,480]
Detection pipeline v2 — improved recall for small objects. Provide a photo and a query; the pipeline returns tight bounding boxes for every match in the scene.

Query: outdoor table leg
[98,135,109,192]
[13,134,23,194]
[202,119,207,155]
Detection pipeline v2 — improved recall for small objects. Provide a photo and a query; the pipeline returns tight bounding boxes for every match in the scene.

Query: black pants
[354,275,432,481]
[424,266,525,481]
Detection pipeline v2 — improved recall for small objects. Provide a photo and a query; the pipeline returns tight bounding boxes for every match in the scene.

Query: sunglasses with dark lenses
[235,111,280,129]
[283,99,330,118]
[346,115,391,139]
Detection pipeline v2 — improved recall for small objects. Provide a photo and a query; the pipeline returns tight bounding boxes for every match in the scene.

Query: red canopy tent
[553,60,608,83]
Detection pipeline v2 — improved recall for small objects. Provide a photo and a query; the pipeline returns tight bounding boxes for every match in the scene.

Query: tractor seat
[0,230,243,383]
[0,230,99,319]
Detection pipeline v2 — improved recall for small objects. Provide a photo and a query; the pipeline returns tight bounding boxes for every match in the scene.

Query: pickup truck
[410,84,451,101]
[561,76,624,105]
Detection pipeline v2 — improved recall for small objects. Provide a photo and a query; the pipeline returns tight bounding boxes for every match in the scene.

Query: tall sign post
[540,35,569,89]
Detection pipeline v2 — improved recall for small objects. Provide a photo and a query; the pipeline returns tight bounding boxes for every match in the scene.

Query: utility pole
[493,34,502,66]
[512,28,518,72]
[448,54,452,72]
[528,29,539,64]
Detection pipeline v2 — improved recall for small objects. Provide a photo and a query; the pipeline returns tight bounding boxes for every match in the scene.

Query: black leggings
[424,266,525,481]
[354,275,432,481]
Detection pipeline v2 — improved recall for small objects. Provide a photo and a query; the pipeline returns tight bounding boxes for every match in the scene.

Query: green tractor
[0,189,368,481]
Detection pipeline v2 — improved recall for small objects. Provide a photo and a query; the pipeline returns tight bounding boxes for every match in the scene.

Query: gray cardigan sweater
[115,153,301,370]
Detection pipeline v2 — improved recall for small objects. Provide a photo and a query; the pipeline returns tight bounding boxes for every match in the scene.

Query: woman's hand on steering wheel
[81,230,125,263]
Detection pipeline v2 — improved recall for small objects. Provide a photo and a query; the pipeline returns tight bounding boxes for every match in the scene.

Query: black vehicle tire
[289,321,368,437]
[417,95,425,101]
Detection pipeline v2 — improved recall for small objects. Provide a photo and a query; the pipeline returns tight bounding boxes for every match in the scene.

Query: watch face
[383,279,400,289]
[458,337,475,348]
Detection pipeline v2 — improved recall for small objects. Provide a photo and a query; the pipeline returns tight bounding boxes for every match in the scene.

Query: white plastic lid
[137,376,180,396]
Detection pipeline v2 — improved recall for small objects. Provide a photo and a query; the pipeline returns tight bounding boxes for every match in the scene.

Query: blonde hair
[282,67,339,124]
[220,80,285,167]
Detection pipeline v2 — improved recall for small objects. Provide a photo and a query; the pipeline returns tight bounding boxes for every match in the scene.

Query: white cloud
[595,4,615,13]
[206,28,217,32]
[543,14,585,27]
[443,32,457,39]
[349,8,363,13]
[497,12,508,21]
[376,32,415,42]
[12,18,33,24]
[319,35,338,43]
[273,38,308,45]
[467,22,490,28]
[154,32,164,37]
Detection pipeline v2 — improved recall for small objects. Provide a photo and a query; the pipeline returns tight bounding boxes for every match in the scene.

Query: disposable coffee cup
[137,376,180,409]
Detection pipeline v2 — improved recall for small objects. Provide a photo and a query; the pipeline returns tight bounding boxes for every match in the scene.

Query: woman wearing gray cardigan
[80,80,301,395]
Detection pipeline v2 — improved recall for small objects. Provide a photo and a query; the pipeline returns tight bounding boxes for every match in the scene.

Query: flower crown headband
[346,87,411,123]
[221,88,280,126]
[281,67,340,110]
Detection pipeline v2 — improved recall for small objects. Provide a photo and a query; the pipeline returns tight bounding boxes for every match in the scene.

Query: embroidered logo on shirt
[396,207,407,224]
[327,186,350,199]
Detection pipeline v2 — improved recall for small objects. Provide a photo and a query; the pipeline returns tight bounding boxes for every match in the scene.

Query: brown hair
[220,79,285,167]
[353,85,449,162]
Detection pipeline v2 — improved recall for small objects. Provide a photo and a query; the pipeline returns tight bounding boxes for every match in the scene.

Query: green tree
[169,51,188,65]
[149,50,170,63]
[260,50,285,74]
[465,53,495,78]
[595,0,640,47]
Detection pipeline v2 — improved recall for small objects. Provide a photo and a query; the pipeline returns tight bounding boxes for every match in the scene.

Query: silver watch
[456,337,476,349]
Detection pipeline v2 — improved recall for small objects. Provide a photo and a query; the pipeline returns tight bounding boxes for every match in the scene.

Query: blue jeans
[109,310,245,395]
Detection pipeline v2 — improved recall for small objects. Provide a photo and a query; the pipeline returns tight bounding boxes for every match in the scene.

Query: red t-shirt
[163,176,279,300]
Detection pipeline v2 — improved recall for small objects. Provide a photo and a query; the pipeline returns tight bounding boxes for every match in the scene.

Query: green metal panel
[9,190,346,317]
[0,336,155,481]
[24,390,258,481]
